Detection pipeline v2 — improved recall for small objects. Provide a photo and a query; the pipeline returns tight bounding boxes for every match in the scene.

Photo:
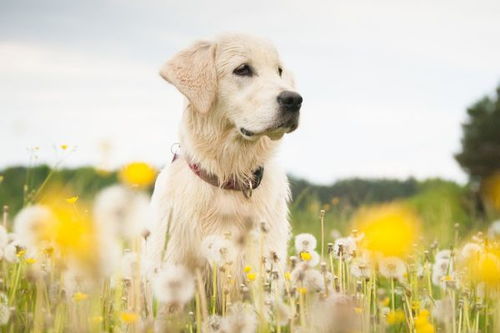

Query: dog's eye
[233,64,253,77]
[278,67,283,77]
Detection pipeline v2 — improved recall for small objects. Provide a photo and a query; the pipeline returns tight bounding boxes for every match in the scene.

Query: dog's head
[160,34,302,141]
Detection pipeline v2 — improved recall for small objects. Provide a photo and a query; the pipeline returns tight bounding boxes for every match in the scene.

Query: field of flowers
[0,155,499,332]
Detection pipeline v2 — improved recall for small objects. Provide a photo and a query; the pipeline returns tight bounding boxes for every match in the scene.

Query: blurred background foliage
[0,84,499,249]
[0,165,478,248]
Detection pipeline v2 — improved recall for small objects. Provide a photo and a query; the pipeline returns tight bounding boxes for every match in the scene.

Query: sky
[1,0,500,184]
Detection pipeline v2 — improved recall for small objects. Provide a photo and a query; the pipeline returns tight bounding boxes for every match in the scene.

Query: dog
[144,33,302,289]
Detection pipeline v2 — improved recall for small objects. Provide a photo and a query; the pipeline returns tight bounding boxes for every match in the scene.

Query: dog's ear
[160,41,217,114]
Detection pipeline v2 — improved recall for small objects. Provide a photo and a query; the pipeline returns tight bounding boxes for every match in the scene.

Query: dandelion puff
[0,302,9,326]
[94,185,152,240]
[435,249,452,261]
[120,250,138,279]
[460,242,483,262]
[294,233,317,253]
[432,258,454,288]
[311,292,358,333]
[379,257,406,280]
[225,302,257,333]
[272,299,292,326]
[432,297,453,324]
[3,242,20,263]
[202,315,229,333]
[13,204,54,249]
[153,265,194,307]
[291,262,308,285]
[488,220,500,239]
[333,237,357,260]
[201,235,236,265]
[0,225,8,249]
[351,256,373,278]
[303,269,325,292]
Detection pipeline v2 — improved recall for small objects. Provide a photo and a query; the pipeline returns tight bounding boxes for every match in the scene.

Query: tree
[455,85,500,181]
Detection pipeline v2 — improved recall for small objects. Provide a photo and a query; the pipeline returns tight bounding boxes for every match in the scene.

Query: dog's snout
[277,91,302,112]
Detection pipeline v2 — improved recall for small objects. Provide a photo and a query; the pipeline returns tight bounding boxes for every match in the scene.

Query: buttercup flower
[119,162,157,188]
[354,203,421,258]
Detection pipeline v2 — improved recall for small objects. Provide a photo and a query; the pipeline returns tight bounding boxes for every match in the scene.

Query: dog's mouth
[240,118,299,140]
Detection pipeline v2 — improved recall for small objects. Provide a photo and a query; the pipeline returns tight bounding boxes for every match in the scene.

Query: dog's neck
[179,104,279,184]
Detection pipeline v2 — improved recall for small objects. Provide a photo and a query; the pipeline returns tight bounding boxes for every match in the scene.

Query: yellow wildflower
[298,287,308,294]
[354,203,421,257]
[35,195,99,269]
[247,272,256,281]
[284,272,291,280]
[386,309,405,325]
[17,250,26,258]
[119,162,157,188]
[65,196,79,204]
[120,311,138,324]
[471,249,500,287]
[415,310,435,333]
[73,292,89,301]
[243,265,252,273]
[25,258,37,264]
[60,144,68,150]
[300,251,312,261]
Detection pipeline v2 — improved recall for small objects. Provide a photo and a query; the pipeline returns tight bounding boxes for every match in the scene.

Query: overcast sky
[1,0,500,184]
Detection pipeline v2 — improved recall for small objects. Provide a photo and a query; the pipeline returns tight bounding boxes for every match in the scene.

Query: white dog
[144,33,302,285]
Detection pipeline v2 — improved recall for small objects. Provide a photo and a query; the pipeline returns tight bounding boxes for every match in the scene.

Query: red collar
[172,153,264,198]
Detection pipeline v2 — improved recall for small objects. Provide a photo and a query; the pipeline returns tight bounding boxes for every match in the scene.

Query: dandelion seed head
[488,220,500,239]
[460,242,483,261]
[225,302,257,333]
[432,257,454,288]
[13,205,54,249]
[294,233,317,253]
[203,315,228,333]
[200,235,236,265]
[333,236,357,260]
[379,257,406,280]
[94,185,152,240]
[350,256,373,278]
[152,265,194,306]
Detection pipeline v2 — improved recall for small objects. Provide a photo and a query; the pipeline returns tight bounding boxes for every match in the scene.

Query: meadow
[0,151,499,333]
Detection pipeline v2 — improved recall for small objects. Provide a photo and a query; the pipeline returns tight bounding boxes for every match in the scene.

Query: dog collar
[172,153,264,198]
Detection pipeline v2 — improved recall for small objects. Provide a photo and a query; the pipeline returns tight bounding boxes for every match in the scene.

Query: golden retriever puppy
[144,33,302,289]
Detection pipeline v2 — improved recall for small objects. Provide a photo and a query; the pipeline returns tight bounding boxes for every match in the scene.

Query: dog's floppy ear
[160,41,217,113]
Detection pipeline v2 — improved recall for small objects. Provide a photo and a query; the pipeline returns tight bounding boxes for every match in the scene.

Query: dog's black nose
[277,91,302,112]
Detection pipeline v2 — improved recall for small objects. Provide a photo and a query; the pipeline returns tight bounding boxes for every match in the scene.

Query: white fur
[144,33,300,285]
